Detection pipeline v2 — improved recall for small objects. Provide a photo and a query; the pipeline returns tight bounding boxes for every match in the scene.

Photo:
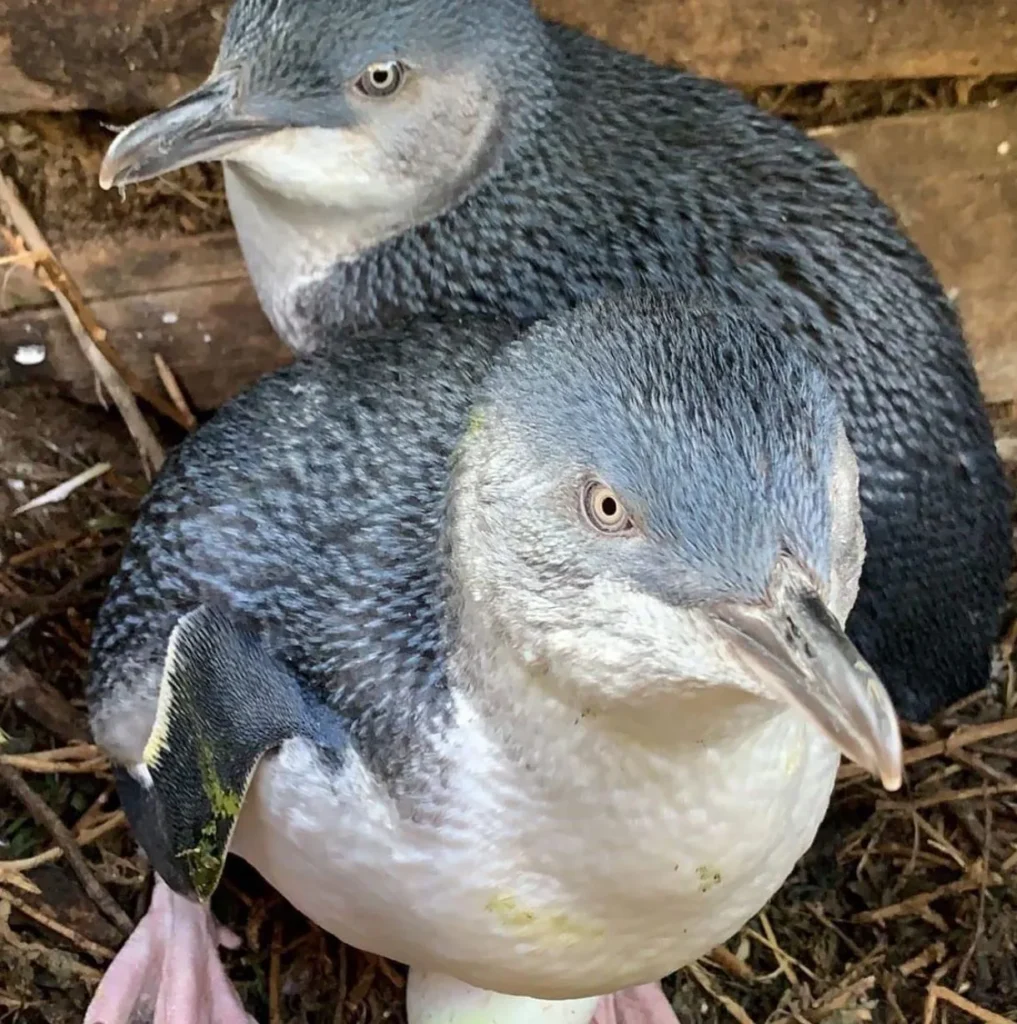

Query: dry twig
[0,761,132,935]
[924,985,1015,1024]
[0,173,167,473]
[687,963,756,1024]
[12,463,112,516]
[0,886,115,963]
[708,944,757,983]
[270,919,284,1024]
[153,352,198,430]
[839,718,1017,782]
[759,911,800,987]
[879,783,1017,812]
[853,862,1000,925]
[0,810,125,878]
[0,654,89,743]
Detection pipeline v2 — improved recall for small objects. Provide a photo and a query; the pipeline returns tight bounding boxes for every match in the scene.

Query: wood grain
[811,101,1017,405]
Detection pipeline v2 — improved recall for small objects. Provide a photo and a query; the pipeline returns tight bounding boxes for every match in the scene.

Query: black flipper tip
[124,605,314,902]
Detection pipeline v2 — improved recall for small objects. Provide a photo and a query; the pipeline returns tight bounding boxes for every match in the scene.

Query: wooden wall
[1,1,1016,411]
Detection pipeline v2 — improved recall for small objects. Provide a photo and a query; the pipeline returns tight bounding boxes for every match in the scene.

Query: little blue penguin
[84,296,903,1024]
[98,0,1010,725]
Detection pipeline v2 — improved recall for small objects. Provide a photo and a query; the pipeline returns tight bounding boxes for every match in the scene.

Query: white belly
[230,700,839,999]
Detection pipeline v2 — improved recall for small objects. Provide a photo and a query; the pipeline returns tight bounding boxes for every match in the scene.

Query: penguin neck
[446,587,786,763]
[222,61,559,352]
[223,164,410,353]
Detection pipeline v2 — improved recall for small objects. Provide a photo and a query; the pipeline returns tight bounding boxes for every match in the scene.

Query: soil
[3,77,1017,1024]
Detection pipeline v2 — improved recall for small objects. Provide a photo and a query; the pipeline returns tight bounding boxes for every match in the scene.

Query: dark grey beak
[99,75,281,189]
[712,586,903,791]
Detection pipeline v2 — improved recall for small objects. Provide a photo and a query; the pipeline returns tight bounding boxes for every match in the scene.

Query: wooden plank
[2,103,1016,411]
[547,0,1017,86]
[3,230,248,312]
[2,277,291,411]
[0,0,228,114]
[812,102,1017,406]
[2,0,1017,115]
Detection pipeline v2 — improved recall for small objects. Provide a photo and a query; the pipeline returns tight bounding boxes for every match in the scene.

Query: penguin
[84,297,902,1024]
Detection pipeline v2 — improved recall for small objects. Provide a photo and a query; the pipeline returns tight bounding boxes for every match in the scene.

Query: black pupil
[600,495,618,519]
[372,67,392,86]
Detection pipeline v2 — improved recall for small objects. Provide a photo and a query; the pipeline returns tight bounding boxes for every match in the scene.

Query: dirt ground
[4,77,1017,1024]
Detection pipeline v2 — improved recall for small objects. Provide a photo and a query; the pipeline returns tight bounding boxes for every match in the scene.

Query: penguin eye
[356,61,406,98]
[582,482,635,535]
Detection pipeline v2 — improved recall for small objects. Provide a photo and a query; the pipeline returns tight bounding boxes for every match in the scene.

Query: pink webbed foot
[85,877,255,1024]
[593,983,680,1024]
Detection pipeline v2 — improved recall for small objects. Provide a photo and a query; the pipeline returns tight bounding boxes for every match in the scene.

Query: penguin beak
[711,586,903,791]
[99,75,281,189]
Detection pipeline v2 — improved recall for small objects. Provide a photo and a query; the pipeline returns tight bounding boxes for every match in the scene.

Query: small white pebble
[7,479,26,492]
[947,286,961,302]
[203,333,212,343]
[990,98,1000,108]
[161,311,179,325]
[136,331,144,339]
[13,343,46,366]
[998,140,1011,156]
[995,436,1017,461]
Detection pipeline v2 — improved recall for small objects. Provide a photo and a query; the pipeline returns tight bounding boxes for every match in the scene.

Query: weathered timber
[548,0,1017,86]
[2,103,1016,411]
[812,102,1017,407]
[2,0,1017,114]
[3,230,247,312]
[0,1,229,114]
[2,268,291,412]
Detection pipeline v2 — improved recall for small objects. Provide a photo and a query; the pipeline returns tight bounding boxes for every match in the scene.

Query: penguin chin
[225,68,507,219]
[229,124,424,211]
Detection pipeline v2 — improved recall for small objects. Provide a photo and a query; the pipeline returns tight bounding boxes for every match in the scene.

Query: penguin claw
[84,877,254,1024]
[592,983,681,1024]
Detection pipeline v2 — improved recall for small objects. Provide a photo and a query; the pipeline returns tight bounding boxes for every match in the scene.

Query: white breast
[229,683,839,1000]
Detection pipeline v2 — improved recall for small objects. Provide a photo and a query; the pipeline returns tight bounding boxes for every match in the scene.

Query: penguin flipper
[121,602,339,902]
[83,876,254,1024]
[87,605,339,1024]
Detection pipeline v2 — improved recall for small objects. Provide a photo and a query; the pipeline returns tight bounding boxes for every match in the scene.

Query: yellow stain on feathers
[484,893,605,946]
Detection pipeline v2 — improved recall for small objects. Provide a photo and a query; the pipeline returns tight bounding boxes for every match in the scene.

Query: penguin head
[448,294,902,789]
[99,0,548,218]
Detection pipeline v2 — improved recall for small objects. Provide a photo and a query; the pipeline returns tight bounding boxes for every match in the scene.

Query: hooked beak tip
[711,584,904,793]
[93,74,243,190]
[866,675,904,792]
[97,163,117,191]
[97,122,159,190]
[98,131,126,190]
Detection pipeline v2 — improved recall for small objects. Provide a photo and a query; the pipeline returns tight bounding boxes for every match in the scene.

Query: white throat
[223,163,401,352]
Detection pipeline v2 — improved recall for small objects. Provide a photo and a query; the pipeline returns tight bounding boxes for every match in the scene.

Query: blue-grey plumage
[85,297,901,1024]
[99,0,1010,723]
